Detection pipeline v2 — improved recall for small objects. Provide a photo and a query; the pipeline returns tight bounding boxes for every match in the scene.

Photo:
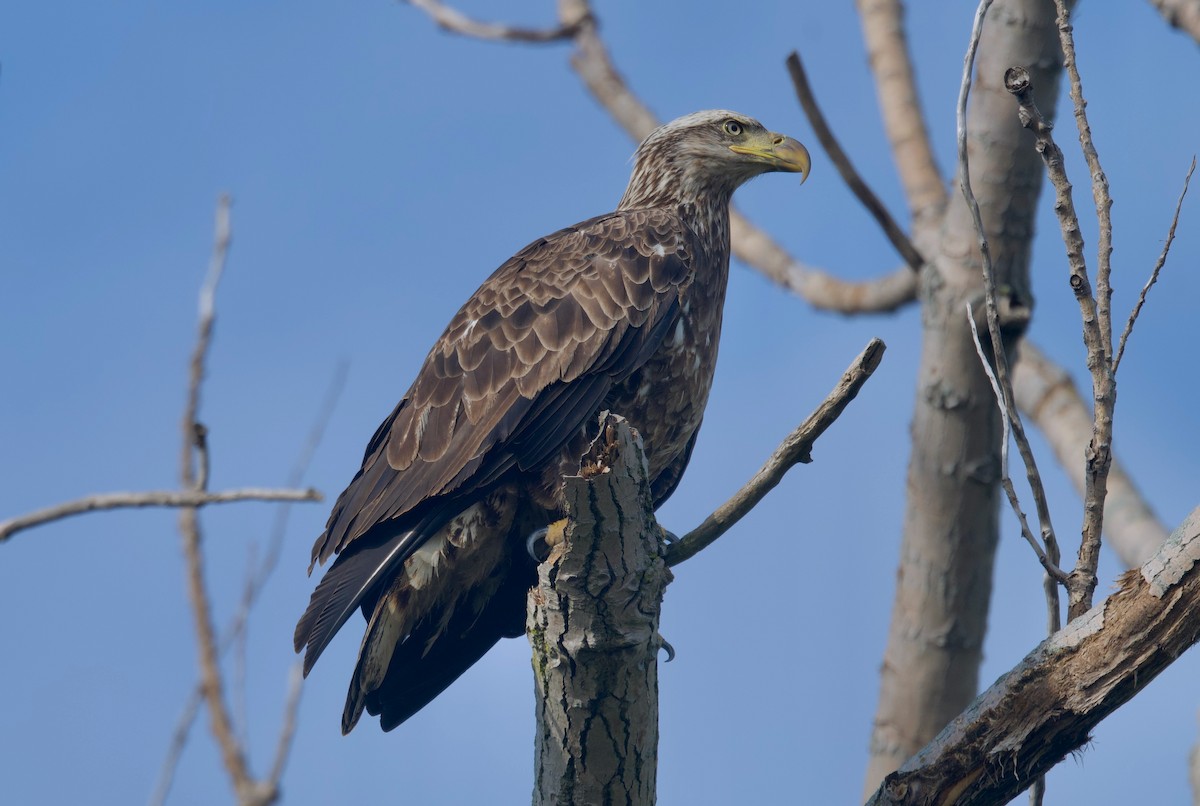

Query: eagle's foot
[525,518,570,563]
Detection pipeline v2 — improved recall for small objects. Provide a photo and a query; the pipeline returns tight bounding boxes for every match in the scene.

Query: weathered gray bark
[866,506,1200,805]
[864,0,1068,791]
[528,414,671,806]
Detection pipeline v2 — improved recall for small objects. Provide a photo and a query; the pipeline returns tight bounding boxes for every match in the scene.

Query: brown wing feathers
[293,208,692,693]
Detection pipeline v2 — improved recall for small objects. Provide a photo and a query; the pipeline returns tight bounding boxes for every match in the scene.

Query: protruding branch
[407,0,588,43]
[854,0,946,224]
[666,338,885,567]
[786,51,925,272]
[0,488,321,543]
[1114,156,1195,373]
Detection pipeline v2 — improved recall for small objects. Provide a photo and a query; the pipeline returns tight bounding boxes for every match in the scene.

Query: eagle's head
[619,110,810,210]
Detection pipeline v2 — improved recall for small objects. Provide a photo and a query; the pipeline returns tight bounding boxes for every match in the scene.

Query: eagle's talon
[526,527,550,563]
[660,527,680,545]
[658,635,677,662]
[526,518,570,564]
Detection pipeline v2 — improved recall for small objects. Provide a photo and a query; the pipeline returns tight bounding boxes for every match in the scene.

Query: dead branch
[1005,64,1114,620]
[406,0,587,43]
[1053,0,1116,358]
[785,51,924,272]
[666,338,885,567]
[0,487,320,543]
[866,506,1200,806]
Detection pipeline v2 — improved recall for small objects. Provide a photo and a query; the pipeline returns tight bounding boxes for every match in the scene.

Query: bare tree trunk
[528,414,671,806]
[864,0,1068,791]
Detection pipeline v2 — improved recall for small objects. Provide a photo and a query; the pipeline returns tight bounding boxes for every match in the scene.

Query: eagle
[295,110,810,733]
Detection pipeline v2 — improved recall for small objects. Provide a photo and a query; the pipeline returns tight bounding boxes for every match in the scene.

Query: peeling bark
[528,414,671,806]
[866,506,1200,805]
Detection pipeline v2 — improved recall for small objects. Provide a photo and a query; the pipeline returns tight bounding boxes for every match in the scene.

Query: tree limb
[406,0,587,43]
[785,51,925,272]
[666,338,885,567]
[0,488,321,543]
[1005,64,1113,620]
[866,506,1200,806]
[854,0,946,225]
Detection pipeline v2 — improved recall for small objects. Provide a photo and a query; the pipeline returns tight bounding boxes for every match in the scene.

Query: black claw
[526,527,550,563]
[660,528,680,544]
[658,635,676,662]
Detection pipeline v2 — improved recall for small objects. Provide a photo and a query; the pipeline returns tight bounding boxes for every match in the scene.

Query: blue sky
[2,2,1198,804]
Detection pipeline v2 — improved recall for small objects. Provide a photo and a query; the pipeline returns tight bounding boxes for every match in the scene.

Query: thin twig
[1053,0,1115,362]
[967,306,1068,586]
[958,3,1065,591]
[665,338,885,567]
[406,0,588,43]
[785,51,924,272]
[0,487,321,543]
[1114,157,1196,373]
[1004,66,1113,620]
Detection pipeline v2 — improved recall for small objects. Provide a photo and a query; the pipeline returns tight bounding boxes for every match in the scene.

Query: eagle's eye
[723,120,743,137]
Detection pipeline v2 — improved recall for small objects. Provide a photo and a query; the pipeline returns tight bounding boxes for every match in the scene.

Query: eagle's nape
[294,110,809,733]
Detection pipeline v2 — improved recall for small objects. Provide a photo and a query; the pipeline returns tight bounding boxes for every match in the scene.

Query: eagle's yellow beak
[730,133,811,184]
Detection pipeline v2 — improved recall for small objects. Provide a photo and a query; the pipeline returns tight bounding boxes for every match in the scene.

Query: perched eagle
[295,110,810,733]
